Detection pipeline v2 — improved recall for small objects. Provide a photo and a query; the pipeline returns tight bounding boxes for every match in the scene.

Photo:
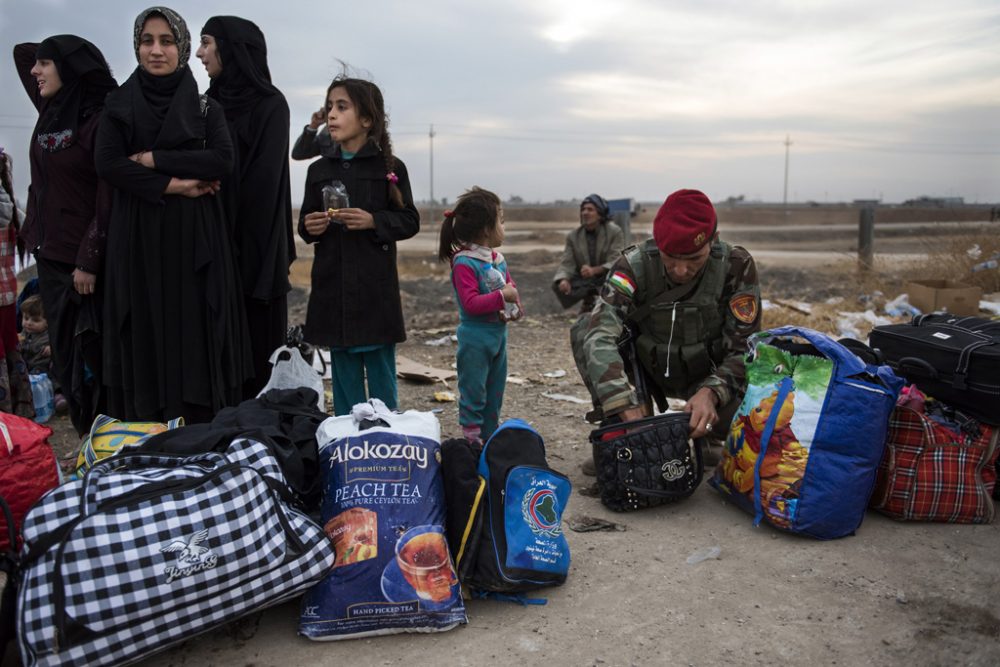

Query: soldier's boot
[581,457,597,476]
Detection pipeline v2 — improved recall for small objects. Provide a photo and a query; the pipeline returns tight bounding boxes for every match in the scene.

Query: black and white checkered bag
[17,437,335,667]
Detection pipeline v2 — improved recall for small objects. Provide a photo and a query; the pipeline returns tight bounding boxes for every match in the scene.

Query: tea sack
[300,401,467,640]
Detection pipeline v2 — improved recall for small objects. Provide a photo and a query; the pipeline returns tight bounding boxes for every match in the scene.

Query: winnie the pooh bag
[710,327,903,539]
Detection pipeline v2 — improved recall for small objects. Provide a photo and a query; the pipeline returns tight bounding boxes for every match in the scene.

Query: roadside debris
[568,516,627,533]
[686,545,722,565]
[542,393,588,404]
[542,369,567,378]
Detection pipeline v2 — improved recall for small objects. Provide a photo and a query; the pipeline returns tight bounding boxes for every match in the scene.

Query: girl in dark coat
[95,6,251,423]
[196,15,295,399]
[298,76,419,415]
[13,35,117,435]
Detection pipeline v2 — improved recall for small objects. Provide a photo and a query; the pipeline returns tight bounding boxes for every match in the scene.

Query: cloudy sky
[1,0,998,206]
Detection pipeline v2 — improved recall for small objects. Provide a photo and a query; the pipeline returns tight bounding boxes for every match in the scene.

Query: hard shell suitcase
[869,314,1000,425]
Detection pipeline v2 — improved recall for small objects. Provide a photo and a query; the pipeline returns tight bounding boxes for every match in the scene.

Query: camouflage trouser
[570,315,599,410]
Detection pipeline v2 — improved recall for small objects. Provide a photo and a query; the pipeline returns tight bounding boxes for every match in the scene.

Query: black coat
[95,69,251,422]
[220,93,295,301]
[14,43,112,272]
[298,142,419,347]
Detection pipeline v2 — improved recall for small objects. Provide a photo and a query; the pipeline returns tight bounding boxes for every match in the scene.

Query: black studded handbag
[590,413,704,512]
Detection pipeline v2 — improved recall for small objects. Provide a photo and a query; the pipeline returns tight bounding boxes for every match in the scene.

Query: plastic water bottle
[322,181,350,224]
[484,266,519,319]
[29,373,55,424]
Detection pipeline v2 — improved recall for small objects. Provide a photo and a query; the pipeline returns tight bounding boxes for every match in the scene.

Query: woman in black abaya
[196,16,295,398]
[13,35,117,434]
[95,6,250,423]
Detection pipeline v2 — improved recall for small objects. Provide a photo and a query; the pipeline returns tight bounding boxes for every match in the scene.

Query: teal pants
[457,322,507,440]
[329,344,397,416]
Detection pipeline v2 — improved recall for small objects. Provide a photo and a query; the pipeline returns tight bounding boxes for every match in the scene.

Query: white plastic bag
[257,346,325,412]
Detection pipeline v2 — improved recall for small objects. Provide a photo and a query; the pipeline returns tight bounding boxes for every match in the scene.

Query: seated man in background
[572,189,761,474]
[552,194,625,314]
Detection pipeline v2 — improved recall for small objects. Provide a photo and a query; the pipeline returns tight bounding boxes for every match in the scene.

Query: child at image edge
[438,187,523,443]
[298,76,419,415]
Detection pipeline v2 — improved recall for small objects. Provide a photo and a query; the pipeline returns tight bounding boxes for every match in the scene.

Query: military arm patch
[729,293,758,324]
[608,271,636,298]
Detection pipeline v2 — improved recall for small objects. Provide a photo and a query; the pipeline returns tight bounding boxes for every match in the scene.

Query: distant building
[902,196,965,207]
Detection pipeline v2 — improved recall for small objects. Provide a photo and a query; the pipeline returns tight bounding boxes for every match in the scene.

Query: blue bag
[710,327,903,539]
[465,419,571,594]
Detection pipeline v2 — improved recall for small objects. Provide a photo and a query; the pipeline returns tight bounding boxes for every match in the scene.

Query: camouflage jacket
[580,238,761,415]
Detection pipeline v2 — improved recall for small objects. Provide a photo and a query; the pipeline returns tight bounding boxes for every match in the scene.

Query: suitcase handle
[896,357,938,379]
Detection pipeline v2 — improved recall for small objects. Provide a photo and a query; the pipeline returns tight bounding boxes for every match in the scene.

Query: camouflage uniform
[572,237,760,423]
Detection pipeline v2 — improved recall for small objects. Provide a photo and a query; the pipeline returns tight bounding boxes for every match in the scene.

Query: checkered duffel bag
[17,437,335,667]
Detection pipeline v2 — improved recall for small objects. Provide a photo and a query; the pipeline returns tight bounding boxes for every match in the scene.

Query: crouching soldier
[571,189,761,475]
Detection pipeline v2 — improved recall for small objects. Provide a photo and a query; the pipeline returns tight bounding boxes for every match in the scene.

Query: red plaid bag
[870,405,998,523]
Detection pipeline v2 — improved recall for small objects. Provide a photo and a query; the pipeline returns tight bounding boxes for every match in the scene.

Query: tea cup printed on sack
[394,525,456,603]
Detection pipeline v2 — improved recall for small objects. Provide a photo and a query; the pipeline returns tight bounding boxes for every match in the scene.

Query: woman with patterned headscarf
[13,34,117,434]
[95,6,251,423]
[196,15,295,399]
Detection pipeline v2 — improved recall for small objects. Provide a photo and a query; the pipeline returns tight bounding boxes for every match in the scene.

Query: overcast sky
[2,0,998,206]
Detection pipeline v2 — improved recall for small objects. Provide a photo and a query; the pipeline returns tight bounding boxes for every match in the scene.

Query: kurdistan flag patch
[609,271,636,297]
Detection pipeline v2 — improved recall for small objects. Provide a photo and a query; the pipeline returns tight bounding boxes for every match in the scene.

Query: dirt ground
[26,217,1000,667]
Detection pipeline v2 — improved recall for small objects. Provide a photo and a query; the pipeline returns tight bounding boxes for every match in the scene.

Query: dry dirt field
[28,208,1000,667]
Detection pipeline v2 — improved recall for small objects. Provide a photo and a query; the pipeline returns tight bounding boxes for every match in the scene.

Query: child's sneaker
[54,392,68,414]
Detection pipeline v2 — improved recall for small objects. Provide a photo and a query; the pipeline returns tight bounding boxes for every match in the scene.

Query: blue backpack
[442,420,571,596]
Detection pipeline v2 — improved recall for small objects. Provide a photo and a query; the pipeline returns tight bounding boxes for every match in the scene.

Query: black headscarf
[33,35,117,152]
[110,6,203,150]
[201,16,279,120]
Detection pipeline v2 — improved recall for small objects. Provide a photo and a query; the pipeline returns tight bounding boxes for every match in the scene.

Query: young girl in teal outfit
[438,187,522,442]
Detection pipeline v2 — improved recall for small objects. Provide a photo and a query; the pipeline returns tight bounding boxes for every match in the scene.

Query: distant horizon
[2,0,997,207]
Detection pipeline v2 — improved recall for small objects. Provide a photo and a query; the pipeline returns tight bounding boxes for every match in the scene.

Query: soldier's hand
[580,265,597,278]
[617,406,646,423]
[685,387,720,438]
[558,279,571,295]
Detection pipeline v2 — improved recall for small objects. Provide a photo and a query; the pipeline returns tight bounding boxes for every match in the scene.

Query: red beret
[653,189,717,255]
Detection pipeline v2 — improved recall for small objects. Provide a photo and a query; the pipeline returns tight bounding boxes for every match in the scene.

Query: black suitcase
[869,314,1000,425]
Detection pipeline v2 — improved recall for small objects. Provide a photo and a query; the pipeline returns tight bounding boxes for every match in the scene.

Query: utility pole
[783,134,792,208]
[429,124,436,205]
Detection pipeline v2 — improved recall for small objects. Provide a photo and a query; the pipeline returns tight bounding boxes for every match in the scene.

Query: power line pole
[429,123,436,205]
[783,134,792,208]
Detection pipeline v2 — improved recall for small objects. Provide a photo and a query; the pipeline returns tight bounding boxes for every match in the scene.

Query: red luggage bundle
[870,404,998,523]
[0,413,59,551]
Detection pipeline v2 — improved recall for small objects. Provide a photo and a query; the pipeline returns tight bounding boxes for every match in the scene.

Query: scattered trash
[761,299,775,311]
[542,369,567,379]
[971,252,1000,273]
[895,590,908,605]
[506,376,528,385]
[396,356,456,384]
[541,392,588,404]
[884,294,921,318]
[567,516,626,533]
[685,545,721,565]
[981,300,1000,315]
[576,484,601,498]
[825,296,845,305]
[424,335,456,347]
[432,391,456,402]
[967,244,982,260]
[773,299,812,315]
[836,310,893,340]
